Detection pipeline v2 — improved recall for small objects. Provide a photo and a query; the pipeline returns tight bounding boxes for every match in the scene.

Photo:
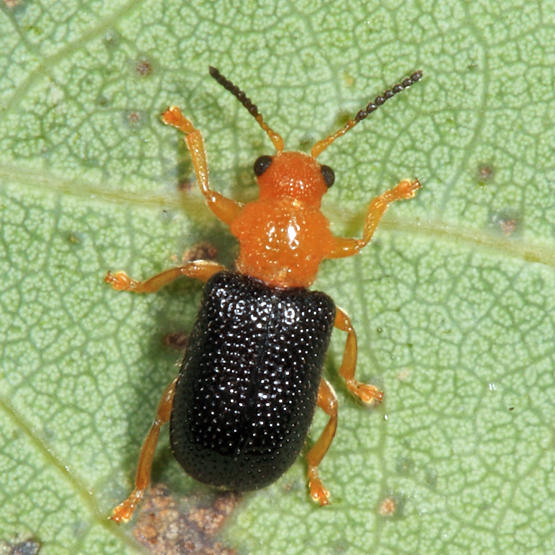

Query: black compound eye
[253,155,273,176]
[320,164,335,188]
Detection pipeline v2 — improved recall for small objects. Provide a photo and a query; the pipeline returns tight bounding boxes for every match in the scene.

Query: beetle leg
[162,106,243,226]
[306,378,338,506]
[105,259,225,293]
[111,376,178,523]
[334,307,384,405]
[326,178,421,258]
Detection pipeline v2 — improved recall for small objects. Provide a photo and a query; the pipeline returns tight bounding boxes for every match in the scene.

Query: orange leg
[111,377,178,523]
[334,307,384,405]
[105,259,225,293]
[306,378,338,506]
[327,178,421,258]
[161,106,243,226]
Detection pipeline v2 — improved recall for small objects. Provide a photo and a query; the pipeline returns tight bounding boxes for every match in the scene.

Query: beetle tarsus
[161,106,196,134]
[308,468,331,506]
[395,178,422,199]
[347,380,384,405]
[105,271,137,291]
[110,488,144,523]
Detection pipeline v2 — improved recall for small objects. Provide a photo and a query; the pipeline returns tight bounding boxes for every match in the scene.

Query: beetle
[106,66,422,522]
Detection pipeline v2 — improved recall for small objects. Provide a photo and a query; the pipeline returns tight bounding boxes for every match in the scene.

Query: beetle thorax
[231,195,334,288]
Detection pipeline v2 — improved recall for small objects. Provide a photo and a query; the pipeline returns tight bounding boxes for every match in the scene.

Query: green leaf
[1,1,553,553]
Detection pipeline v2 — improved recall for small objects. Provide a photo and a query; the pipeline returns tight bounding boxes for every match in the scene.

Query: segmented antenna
[311,70,423,158]
[354,71,422,122]
[209,66,284,152]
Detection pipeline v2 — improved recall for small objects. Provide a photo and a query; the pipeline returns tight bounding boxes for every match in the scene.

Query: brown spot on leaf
[378,496,397,517]
[136,59,153,77]
[178,178,195,193]
[182,242,218,263]
[499,218,517,236]
[477,163,495,186]
[490,212,520,237]
[163,332,188,350]
[128,111,141,125]
[478,165,493,179]
[133,484,240,554]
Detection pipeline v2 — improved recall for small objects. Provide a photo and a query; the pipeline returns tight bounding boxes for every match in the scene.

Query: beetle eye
[320,165,335,188]
[253,155,273,176]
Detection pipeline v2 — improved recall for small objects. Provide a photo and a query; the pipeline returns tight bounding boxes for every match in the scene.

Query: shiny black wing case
[169,271,335,491]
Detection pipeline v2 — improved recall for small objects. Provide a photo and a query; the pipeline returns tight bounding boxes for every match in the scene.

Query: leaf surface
[0,1,553,553]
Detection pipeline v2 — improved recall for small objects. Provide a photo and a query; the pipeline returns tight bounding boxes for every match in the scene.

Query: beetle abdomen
[169,271,335,491]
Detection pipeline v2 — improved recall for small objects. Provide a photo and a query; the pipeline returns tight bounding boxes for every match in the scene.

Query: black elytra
[170,271,336,491]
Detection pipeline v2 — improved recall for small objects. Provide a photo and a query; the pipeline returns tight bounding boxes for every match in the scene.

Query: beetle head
[209,66,422,205]
[252,151,333,206]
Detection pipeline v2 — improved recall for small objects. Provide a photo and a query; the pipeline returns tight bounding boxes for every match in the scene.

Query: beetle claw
[105,271,136,291]
[110,500,135,524]
[347,381,384,405]
[110,489,144,524]
[395,178,422,199]
[309,475,330,506]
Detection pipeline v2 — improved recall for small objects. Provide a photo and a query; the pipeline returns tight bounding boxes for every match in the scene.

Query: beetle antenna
[209,66,284,152]
[311,70,423,158]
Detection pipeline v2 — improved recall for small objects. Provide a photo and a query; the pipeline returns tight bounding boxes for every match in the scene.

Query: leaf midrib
[0,394,138,548]
[1,162,552,268]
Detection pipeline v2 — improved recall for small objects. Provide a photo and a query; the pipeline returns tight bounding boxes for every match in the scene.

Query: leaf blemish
[477,163,495,186]
[378,493,405,519]
[489,211,521,237]
[132,484,239,554]
[135,58,153,77]
[378,496,397,517]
